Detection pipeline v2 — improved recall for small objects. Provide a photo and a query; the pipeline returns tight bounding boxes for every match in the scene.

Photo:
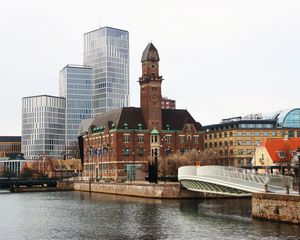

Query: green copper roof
[150,128,160,135]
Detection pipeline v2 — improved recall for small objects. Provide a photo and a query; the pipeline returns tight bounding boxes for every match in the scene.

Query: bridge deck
[178,166,294,196]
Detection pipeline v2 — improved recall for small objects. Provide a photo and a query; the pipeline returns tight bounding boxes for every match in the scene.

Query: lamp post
[297,147,300,195]
[160,136,166,183]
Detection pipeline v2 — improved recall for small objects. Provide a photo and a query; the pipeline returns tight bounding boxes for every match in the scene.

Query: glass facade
[83,27,129,115]
[59,65,93,154]
[22,95,66,159]
[281,109,300,128]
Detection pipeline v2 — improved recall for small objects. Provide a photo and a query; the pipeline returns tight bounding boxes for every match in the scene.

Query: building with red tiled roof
[253,138,300,173]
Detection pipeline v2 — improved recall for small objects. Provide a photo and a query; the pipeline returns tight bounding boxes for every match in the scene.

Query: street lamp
[296,147,300,195]
[160,136,166,183]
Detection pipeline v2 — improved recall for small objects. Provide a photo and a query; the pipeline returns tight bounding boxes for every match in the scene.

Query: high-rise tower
[59,64,93,156]
[83,26,129,115]
[139,43,163,130]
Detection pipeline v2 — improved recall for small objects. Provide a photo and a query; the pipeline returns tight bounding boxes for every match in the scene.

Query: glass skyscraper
[83,26,129,115]
[59,64,93,155]
[22,95,66,159]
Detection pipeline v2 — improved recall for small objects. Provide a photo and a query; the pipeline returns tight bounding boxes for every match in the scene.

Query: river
[0,191,299,240]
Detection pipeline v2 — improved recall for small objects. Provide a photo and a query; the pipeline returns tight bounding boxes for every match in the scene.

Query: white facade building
[22,95,66,159]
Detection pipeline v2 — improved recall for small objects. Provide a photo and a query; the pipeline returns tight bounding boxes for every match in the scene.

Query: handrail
[178,165,294,192]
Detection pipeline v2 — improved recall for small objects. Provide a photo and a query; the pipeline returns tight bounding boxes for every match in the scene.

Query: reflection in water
[0,192,299,240]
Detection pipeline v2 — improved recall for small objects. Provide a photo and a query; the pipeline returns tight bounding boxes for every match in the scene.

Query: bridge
[178,166,295,196]
[0,177,57,189]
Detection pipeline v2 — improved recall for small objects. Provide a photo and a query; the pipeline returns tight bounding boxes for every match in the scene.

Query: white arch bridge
[178,166,294,196]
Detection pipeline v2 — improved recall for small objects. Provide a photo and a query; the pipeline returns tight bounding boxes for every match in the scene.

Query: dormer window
[277,151,286,158]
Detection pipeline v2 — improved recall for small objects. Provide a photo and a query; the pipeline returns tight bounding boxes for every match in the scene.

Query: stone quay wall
[73,181,232,199]
[252,192,300,224]
[57,181,74,191]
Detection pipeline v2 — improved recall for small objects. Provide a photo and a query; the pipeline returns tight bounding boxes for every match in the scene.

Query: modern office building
[161,97,176,109]
[0,136,21,159]
[79,43,203,181]
[83,26,129,115]
[203,109,300,168]
[22,95,66,160]
[59,64,93,156]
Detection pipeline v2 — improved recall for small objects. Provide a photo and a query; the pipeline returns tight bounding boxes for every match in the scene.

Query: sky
[1,0,300,136]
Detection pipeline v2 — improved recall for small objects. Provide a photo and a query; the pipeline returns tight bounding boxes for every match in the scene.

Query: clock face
[151,95,159,103]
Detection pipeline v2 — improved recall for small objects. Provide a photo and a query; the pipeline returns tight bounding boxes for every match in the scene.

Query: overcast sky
[1,0,300,136]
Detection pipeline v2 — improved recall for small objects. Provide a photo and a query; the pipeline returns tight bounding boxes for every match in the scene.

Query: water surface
[0,192,299,240]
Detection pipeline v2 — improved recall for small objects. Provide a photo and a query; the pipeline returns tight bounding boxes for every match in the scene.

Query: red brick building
[161,97,176,109]
[80,43,204,180]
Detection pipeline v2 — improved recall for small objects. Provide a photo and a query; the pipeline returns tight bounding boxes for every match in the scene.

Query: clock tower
[139,43,163,130]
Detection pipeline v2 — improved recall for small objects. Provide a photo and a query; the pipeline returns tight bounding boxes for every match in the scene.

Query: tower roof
[141,43,160,62]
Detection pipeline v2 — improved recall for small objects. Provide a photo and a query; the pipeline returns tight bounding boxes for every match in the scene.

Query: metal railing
[178,165,294,193]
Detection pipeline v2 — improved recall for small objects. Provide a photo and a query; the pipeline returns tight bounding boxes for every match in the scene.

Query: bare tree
[158,149,223,176]
[158,148,222,177]
[68,141,80,159]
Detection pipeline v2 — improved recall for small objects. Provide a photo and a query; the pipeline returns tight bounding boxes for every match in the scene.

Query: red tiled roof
[260,138,300,163]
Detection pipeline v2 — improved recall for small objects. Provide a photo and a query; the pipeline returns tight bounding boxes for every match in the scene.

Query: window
[214,142,217,147]
[193,135,199,144]
[229,132,233,137]
[288,131,294,138]
[151,135,158,143]
[254,132,260,137]
[224,132,228,137]
[238,140,242,146]
[272,131,276,137]
[230,149,233,155]
[165,135,172,144]
[219,142,222,147]
[277,151,286,158]
[204,143,208,148]
[264,132,269,137]
[255,140,260,146]
[123,148,130,157]
[246,158,252,166]
[209,143,212,148]
[219,133,222,138]
[209,134,212,139]
[179,135,185,144]
[246,140,251,145]
[204,135,207,140]
[238,149,243,155]
[230,141,233,146]
[237,132,242,137]
[246,132,251,136]
[246,149,252,155]
[214,133,217,139]
[123,134,130,143]
[224,141,228,146]
[137,134,144,143]
[138,148,144,157]
[238,158,243,167]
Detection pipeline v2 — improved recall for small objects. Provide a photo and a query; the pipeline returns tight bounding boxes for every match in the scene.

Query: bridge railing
[178,165,294,192]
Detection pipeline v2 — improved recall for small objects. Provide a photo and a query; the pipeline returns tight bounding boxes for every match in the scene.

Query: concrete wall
[252,192,300,224]
[74,181,230,199]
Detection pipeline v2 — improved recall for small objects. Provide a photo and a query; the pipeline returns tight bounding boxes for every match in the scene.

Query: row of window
[205,130,300,139]
[205,140,261,148]
[217,149,253,156]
